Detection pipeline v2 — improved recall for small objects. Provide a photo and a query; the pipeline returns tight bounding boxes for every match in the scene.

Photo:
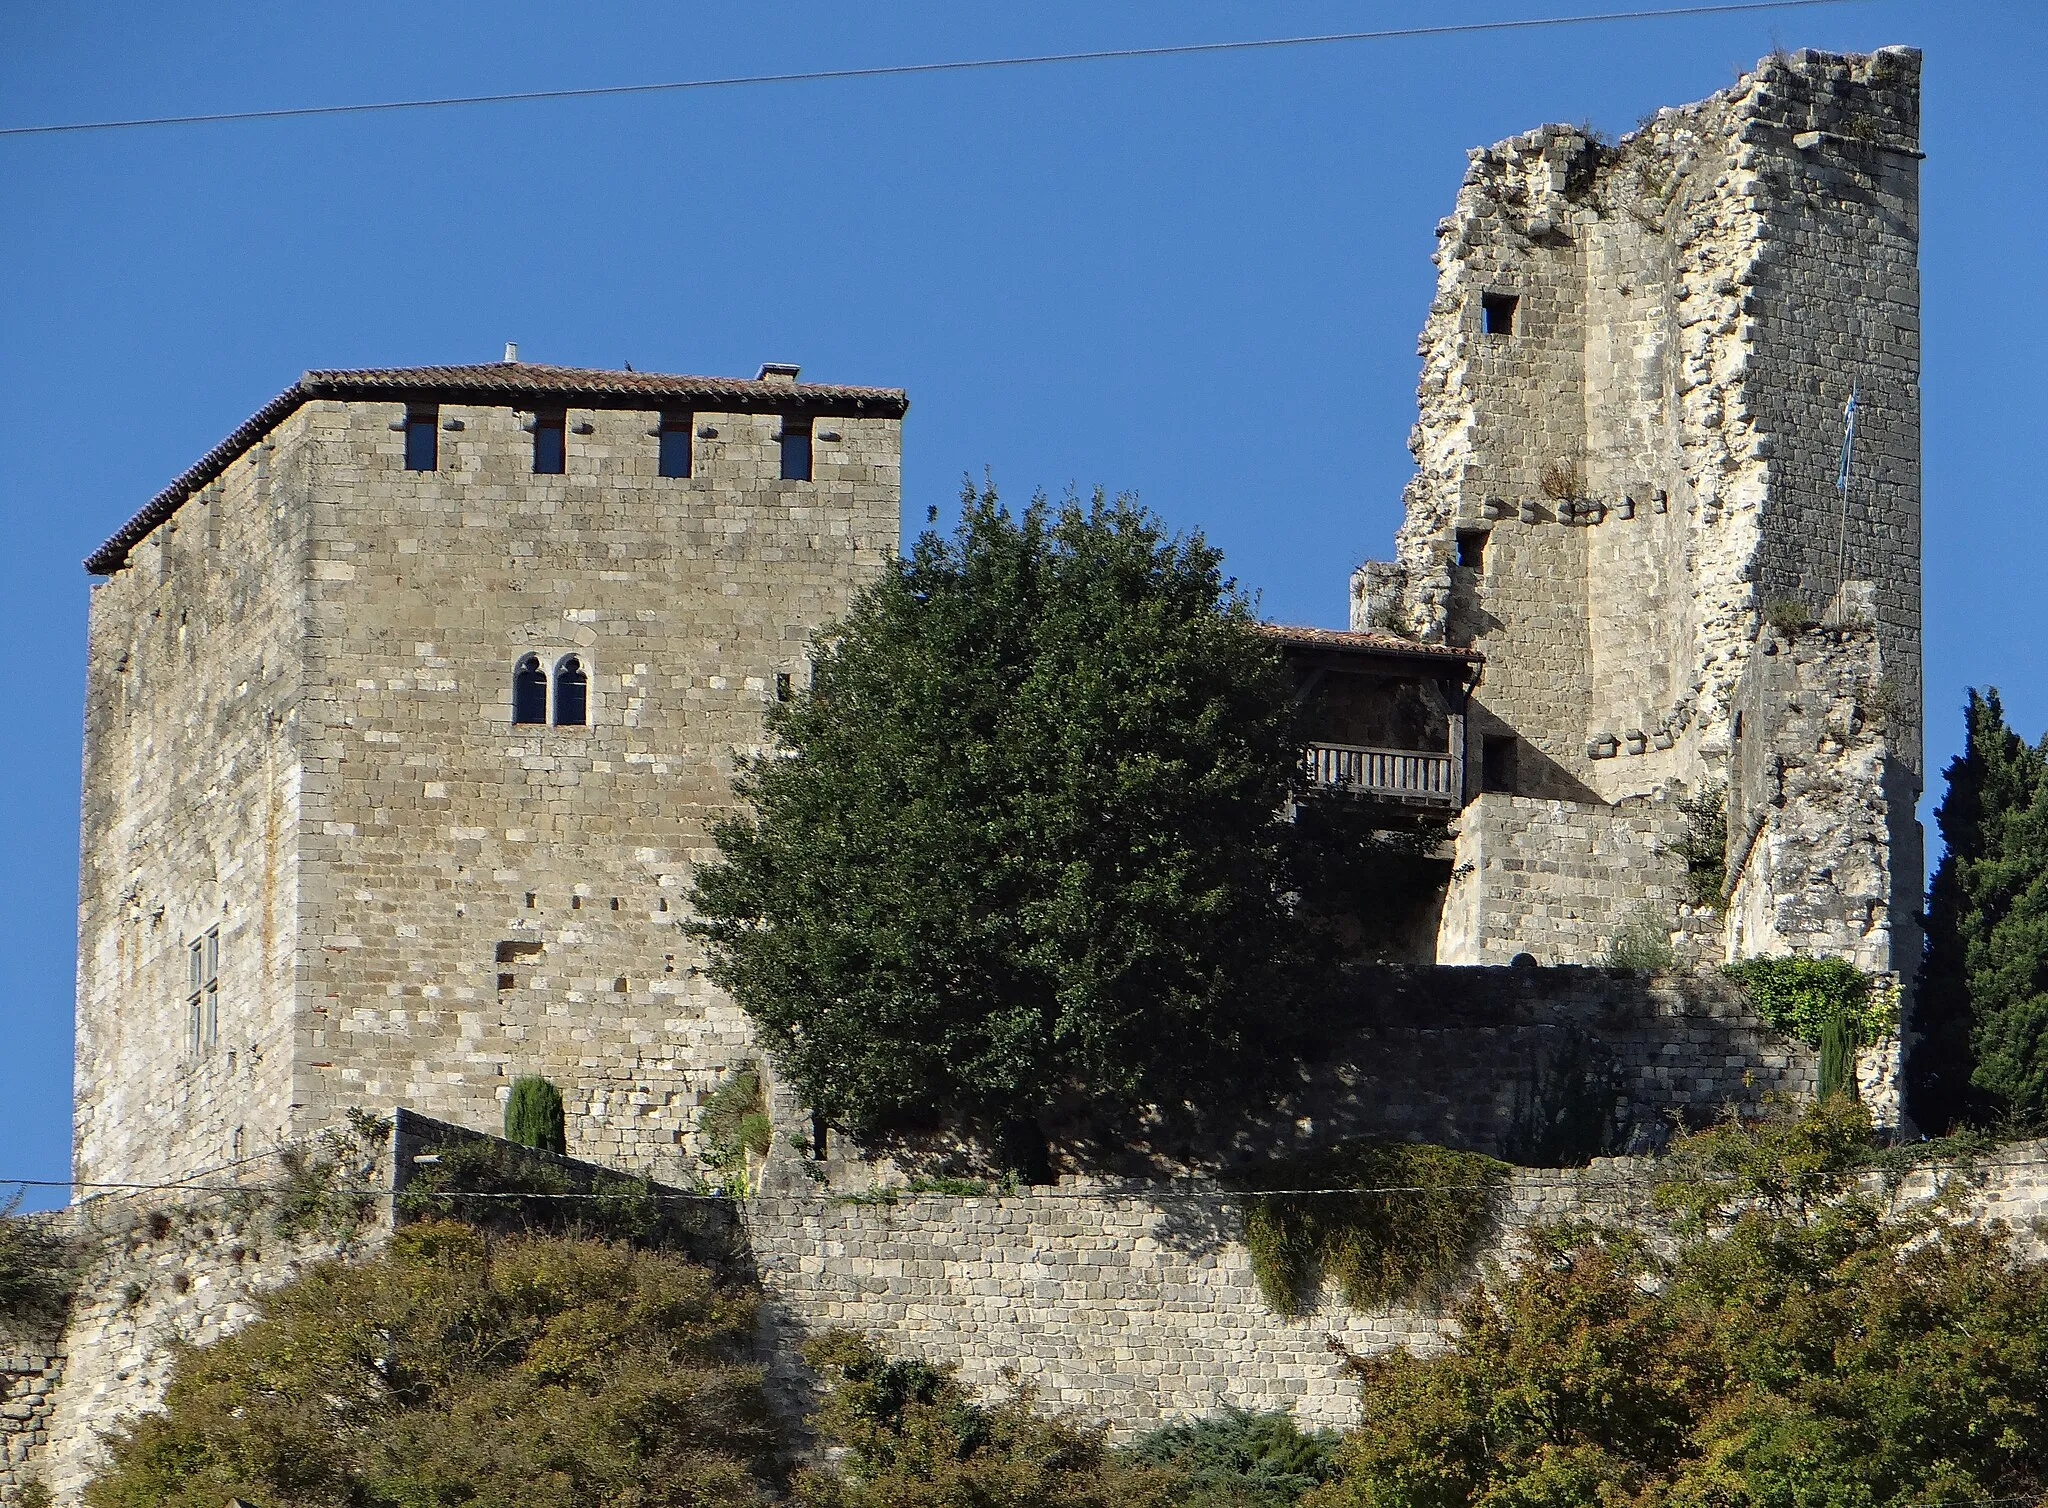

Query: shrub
[269,1109,391,1239]
[1675,782,1727,907]
[1763,596,1814,633]
[1304,1100,2048,1508]
[1124,1407,1342,1506]
[1819,1009,1858,1101]
[1238,1141,1509,1315]
[1722,955,1886,1048]
[795,1331,1179,1508]
[395,1136,674,1247]
[1539,459,1580,500]
[698,1062,773,1195]
[85,1223,778,1508]
[0,1193,79,1324]
[505,1074,567,1154]
[1504,1026,1622,1167]
[1604,909,1674,970]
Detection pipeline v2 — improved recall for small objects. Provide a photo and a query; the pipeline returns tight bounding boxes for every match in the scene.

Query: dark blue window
[553,656,587,727]
[779,418,812,481]
[532,410,566,475]
[658,411,693,478]
[404,406,438,471]
[513,656,547,724]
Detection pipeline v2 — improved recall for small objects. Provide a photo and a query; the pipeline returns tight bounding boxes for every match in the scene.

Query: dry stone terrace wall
[74,412,314,1192]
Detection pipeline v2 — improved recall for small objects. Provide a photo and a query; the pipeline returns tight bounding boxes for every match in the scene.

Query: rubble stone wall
[1360,47,1922,970]
[75,413,315,1192]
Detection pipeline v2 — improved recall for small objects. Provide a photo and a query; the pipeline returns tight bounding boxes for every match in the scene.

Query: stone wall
[21,1161,390,1505]
[1435,793,1691,965]
[77,371,905,1194]
[1358,47,1922,971]
[75,412,313,1192]
[1727,603,1918,975]
[0,1334,61,1502]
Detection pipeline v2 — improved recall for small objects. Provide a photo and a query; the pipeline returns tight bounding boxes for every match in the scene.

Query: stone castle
[12,44,1927,1498]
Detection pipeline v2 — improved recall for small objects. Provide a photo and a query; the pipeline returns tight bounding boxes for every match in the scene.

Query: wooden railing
[1303,742,1458,803]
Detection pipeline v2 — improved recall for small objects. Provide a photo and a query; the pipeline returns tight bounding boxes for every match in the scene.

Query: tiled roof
[84,362,909,574]
[1253,621,1482,664]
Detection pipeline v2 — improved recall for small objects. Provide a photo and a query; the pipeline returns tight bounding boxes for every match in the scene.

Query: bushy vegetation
[1237,1141,1509,1314]
[689,482,1332,1175]
[269,1108,392,1239]
[1304,1098,2048,1507]
[794,1332,1179,1508]
[1602,908,1673,970]
[86,1222,778,1508]
[1125,1408,1342,1507]
[0,1191,79,1324]
[504,1075,567,1155]
[394,1137,673,1248]
[1722,954,1887,1047]
[1915,687,2048,1131]
[698,1061,773,1194]
[1674,780,1727,908]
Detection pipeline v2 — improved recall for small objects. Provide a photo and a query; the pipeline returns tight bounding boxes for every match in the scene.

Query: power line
[2,1147,2028,1205]
[0,0,1868,141]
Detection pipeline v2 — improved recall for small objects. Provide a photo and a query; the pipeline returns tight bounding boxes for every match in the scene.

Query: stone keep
[74,361,905,1191]
[1357,47,1924,972]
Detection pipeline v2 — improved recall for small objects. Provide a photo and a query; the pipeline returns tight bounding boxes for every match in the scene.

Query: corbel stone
[1482,496,1511,520]
[1624,729,1647,755]
[1519,500,1541,524]
[1587,734,1621,759]
[1617,496,1637,520]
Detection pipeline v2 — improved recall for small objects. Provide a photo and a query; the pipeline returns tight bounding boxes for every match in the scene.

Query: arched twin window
[511,654,588,727]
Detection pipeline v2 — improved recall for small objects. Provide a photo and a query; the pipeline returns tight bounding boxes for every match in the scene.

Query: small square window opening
[1482,735,1518,794]
[780,417,813,482]
[532,410,566,475]
[658,411,694,478]
[404,405,439,471]
[1456,529,1488,571]
[1481,292,1518,337]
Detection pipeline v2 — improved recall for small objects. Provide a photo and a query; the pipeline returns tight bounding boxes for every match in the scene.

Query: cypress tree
[1912,690,2048,1130]
[505,1075,567,1154]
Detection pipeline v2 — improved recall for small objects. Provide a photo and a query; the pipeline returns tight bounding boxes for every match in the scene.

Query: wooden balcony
[1303,741,1459,806]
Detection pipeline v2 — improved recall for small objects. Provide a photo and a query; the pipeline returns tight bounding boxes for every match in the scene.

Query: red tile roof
[1254,621,1482,664]
[85,362,909,574]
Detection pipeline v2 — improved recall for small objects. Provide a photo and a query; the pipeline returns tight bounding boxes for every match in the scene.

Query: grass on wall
[1236,1140,1510,1316]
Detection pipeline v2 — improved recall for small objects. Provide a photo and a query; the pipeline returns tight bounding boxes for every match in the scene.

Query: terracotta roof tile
[85,362,908,574]
[1253,621,1482,663]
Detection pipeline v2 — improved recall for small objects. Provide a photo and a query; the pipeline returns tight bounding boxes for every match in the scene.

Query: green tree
[1913,688,2048,1130]
[1304,1099,2048,1508]
[794,1332,1180,1508]
[505,1075,568,1154]
[688,483,1321,1174]
[86,1223,777,1508]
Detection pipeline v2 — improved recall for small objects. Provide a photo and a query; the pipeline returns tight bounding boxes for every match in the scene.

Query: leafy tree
[794,1332,1180,1508]
[1303,1099,2048,1508]
[505,1074,567,1154]
[1914,688,2048,1130]
[86,1223,778,1508]
[689,483,1323,1174]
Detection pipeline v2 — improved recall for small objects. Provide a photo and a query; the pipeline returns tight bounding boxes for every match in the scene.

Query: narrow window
[532,409,566,475]
[1457,528,1488,571]
[187,928,220,1054]
[779,416,813,481]
[404,405,439,471]
[1482,735,1518,794]
[513,655,548,724]
[775,672,793,702]
[1481,291,1518,337]
[553,655,588,726]
[658,410,694,478]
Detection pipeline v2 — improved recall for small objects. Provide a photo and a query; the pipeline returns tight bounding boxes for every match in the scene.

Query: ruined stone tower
[1357,47,1923,973]
[74,360,905,1190]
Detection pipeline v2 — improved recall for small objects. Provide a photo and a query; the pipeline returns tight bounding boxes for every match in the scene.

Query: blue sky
[2,2,2038,1207]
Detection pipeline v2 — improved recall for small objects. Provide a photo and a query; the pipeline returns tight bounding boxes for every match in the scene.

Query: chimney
[503,342,519,363]
[756,362,800,384]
